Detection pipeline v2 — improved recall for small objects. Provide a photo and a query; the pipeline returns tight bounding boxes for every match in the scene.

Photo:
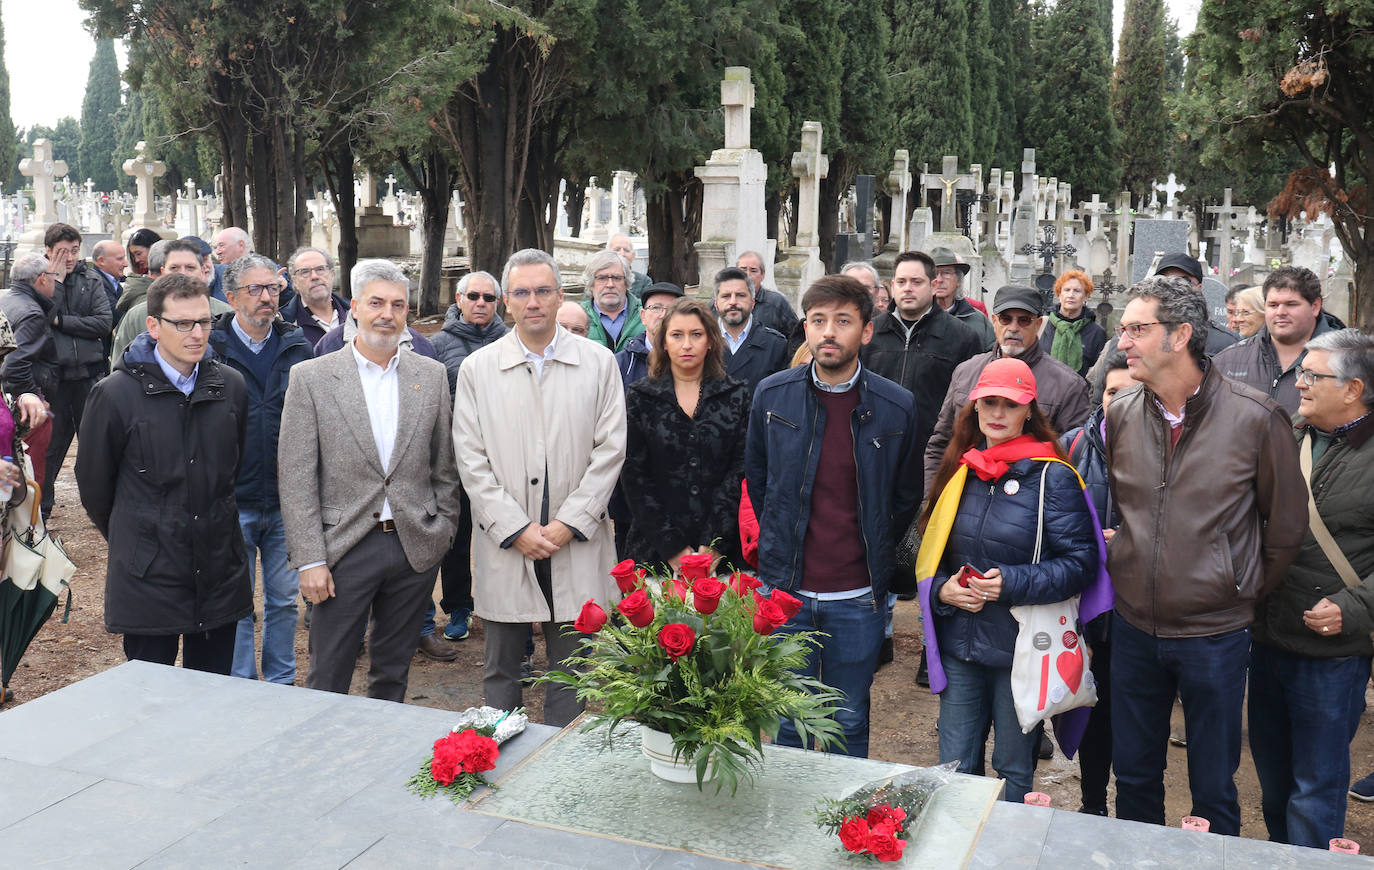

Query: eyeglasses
[157,316,213,333]
[508,287,558,300]
[566,325,589,337]
[996,313,1036,327]
[465,291,498,303]
[594,273,626,284]
[1296,366,1341,386]
[643,304,670,313]
[236,283,282,297]
[291,265,333,278]
[1113,320,1177,340]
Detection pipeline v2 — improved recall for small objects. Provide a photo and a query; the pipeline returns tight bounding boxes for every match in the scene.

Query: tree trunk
[1351,250,1374,330]
[645,170,701,288]
[322,142,358,298]
[249,131,276,257]
[399,146,456,317]
[292,131,309,257]
[272,117,296,262]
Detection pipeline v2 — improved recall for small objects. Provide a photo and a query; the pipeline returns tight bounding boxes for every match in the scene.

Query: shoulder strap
[1032,462,1050,564]
[1301,431,1362,589]
[1069,429,1085,461]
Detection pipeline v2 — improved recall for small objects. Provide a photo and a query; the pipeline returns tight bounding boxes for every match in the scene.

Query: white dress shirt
[516,328,560,379]
[352,340,400,521]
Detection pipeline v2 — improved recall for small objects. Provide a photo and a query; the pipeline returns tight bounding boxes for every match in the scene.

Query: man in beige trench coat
[452,248,627,726]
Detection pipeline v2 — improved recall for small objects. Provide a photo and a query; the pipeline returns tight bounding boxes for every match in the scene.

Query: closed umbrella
[0,482,73,705]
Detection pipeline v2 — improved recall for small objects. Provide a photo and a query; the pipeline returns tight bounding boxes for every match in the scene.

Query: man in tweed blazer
[280,259,460,702]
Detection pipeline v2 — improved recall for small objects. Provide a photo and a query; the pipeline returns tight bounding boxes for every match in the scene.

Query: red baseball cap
[968,358,1037,405]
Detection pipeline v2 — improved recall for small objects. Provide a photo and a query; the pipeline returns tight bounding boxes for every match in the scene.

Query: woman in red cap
[914,357,1100,802]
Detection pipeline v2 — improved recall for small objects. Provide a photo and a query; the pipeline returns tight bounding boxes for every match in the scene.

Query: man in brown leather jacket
[1105,275,1306,836]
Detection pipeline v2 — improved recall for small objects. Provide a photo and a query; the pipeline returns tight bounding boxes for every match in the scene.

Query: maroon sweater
[801,384,869,592]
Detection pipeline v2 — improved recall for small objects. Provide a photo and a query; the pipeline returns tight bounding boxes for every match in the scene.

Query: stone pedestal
[694,68,768,287]
[355,206,410,258]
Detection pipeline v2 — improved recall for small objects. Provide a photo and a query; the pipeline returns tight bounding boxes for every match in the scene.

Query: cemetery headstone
[1130,219,1189,283]
[774,120,827,307]
[694,67,769,285]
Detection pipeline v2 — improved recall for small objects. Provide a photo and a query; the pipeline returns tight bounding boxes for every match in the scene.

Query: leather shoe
[418,633,458,662]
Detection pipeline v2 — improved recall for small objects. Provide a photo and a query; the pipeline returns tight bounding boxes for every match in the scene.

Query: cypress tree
[1113,0,1169,201]
[988,0,1020,169]
[1025,0,1119,194]
[966,0,998,167]
[890,0,973,169]
[80,39,122,192]
[113,88,144,193]
[0,13,15,192]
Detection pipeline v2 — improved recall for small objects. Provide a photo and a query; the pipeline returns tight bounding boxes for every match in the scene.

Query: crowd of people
[6,220,1373,848]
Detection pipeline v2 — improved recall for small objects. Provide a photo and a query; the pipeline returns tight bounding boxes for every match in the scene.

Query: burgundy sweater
[801,384,869,592]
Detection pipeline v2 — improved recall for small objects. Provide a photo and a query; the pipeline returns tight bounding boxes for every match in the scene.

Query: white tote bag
[1008,463,1097,733]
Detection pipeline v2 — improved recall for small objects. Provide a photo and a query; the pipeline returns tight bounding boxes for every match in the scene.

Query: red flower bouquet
[814,764,958,860]
[407,707,527,803]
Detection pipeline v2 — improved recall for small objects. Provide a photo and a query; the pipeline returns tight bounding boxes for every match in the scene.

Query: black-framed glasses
[157,316,213,333]
[237,283,282,297]
[1114,320,1177,340]
[508,287,558,300]
[996,313,1036,327]
[1296,366,1341,386]
[465,291,497,303]
[291,264,332,278]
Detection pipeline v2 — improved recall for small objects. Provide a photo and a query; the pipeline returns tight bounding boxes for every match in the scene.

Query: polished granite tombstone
[0,662,1367,869]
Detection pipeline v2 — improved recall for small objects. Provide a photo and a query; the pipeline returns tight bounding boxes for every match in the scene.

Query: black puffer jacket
[0,279,59,400]
[431,304,508,393]
[52,262,115,379]
[863,305,983,460]
[929,457,1098,669]
[622,374,750,567]
[75,333,252,635]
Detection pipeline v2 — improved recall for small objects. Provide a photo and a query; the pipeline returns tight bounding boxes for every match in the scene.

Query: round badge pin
[1003,479,1020,495]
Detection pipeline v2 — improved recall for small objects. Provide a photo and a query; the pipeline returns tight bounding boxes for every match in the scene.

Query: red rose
[865,803,907,830]
[838,816,871,854]
[617,589,655,628]
[693,577,727,614]
[657,623,696,660]
[865,829,905,862]
[668,578,691,602]
[610,559,642,594]
[679,552,714,582]
[450,728,499,773]
[574,598,608,633]
[730,572,763,596]
[771,589,803,621]
[752,596,787,634]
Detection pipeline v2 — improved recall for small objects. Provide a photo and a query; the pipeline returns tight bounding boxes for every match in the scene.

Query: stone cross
[120,140,166,228]
[922,155,978,232]
[84,178,95,198]
[19,139,69,226]
[790,121,828,249]
[721,66,754,150]
[1154,173,1186,207]
[1204,187,1245,280]
[385,174,397,198]
[881,149,909,252]
[1080,194,1109,241]
[1114,190,1134,282]
[1019,149,1037,207]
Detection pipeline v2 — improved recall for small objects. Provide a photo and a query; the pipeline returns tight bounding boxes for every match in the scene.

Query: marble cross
[1204,187,1245,279]
[121,141,166,227]
[721,67,755,150]
[922,155,977,232]
[882,149,911,251]
[789,121,828,249]
[19,139,69,226]
[1154,173,1187,207]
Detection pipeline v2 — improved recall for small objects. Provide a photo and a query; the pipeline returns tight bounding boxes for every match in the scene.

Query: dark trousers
[484,617,586,728]
[1111,612,1250,835]
[438,489,474,616]
[1078,622,1113,812]
[123,623,237,675]
[1248,642,1370,848]
[306,528,436,702]
[42,376,95,517]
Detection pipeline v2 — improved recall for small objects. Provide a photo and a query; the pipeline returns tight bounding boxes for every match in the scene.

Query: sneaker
[418,633,459,662]
[443,612,471,642]
[1350,771,1374,802]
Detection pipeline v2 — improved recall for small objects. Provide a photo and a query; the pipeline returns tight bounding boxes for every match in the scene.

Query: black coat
[0,279,59,401]
[1041,308,1108,377]
[52,262,115,379]
[622,374,750,567]
[614,333,650,390]
[431,304,508,394]
[75,334,252,635]
[862,305,983,458]
[724,323,788,396]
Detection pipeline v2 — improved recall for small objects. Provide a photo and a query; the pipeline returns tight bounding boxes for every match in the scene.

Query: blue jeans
[938,655,1037,802]
[1111,613,1250,835]
[232,508,299,684]
[772,590,885,758]
[1248,642,1370,848]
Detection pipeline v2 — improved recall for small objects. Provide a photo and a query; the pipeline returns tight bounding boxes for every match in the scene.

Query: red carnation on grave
[838,816,871,854]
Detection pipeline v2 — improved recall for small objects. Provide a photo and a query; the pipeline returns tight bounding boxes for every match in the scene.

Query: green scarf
[1048,309,1087,372]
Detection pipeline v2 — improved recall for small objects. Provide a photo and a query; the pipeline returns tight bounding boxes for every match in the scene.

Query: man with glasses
[280,247,349,350]
[111,240,235,363]
[429,271,509,647]
[929,247,995,351]
[580,250,644,352]
[615,281,683,388]
[2,253,62,477]
[208,255,314,684]
[77,272,252,676]
[608,234,652,300]
[924,283,1090,490]
[453,248,626,727]
[1105,275,1305,836]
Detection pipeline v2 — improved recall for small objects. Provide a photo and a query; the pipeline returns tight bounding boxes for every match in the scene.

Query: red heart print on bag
[1056,646,1083,694]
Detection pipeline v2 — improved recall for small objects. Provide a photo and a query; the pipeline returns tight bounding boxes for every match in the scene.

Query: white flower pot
[640,726,714,784]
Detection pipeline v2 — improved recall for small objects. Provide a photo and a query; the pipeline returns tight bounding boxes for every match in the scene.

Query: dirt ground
[13,448,1374,849]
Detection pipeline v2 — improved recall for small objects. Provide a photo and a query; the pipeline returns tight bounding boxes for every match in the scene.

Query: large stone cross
[121,141,166,227]
[921,155,977,232]
[882,149,911,251]
[1154,173,1187,207]
[1080,194,1109,240]
[721,66,754,150]
[1205,187,1246,279]
[19,139,69,226]
[790,122,828,249]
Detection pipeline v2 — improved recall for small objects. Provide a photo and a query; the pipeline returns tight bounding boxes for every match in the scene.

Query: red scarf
[959,433,1060,481]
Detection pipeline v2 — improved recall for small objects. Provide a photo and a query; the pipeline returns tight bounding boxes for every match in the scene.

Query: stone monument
[694,67,769,287]
[355,169,409,257]
[872,149,911,280]
[16,139,70,255]
[773,121,827,309]
[120,141,175,243]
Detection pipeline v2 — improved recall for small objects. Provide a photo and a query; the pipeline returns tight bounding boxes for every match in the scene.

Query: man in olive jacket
[1105,276,1305,837]
[76,273,251,674]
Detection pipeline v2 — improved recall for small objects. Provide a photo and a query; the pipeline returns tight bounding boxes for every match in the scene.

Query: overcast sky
[6,0,1204,132]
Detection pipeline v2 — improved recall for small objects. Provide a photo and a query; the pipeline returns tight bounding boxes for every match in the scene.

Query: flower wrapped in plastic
[406,707,527,803]
[813,763,959,861]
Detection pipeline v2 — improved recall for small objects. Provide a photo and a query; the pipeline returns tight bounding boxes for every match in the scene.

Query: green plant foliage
[1025,0,1119,195]
[0,13,15,193]
[890,0,973,168]
[80,39,122,192]
[1112,0,1169,199]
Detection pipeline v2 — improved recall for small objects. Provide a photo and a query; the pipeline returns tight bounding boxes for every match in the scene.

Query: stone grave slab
[1201,276,1230,328]
[1131,219,1189,283]
[473,720,1003,869]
